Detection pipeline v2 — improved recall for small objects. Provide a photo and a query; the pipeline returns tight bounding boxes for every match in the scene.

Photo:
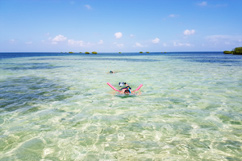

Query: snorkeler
[107,82,143,94]
[119,82,132,94]
[109,71,114,73]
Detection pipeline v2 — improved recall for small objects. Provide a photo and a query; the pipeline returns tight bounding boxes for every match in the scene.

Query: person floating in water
[109,71,114,74]
[107,82,143,95]
[119,82,133,94]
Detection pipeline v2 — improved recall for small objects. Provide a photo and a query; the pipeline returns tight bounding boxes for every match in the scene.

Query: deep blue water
[0,52,71,59]
[1,52,242,66]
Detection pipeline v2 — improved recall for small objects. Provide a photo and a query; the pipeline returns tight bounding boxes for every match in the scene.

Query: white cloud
[25,41,32,45]
[206,35,242,46]
[135,42,143,47]
[184,29,195,36]
[85,4,92,10]
[117,44,124,47]
[98,40,104,45]
[114,32,122,39]
[9,39,16,43]
[173,42,191,47]
[206,35,226,42]
[113,42,124,47]
[198,1,207,6]
[152,38,160,44]
[130,34,135,38]
[68,39,84,46]
[198,2,227,8]
[168,14,179,18]
[206,35,231,41]
[52,35,67,42]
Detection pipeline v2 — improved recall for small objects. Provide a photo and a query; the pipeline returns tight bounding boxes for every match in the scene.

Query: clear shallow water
[0,52,242,160]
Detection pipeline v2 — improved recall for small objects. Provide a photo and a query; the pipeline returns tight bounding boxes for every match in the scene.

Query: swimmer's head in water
[119,82,126,87]
[124,89,130,94]
[110,71,113,73]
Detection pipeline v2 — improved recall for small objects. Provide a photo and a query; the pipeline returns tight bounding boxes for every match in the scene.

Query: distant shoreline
[0,51,223,53]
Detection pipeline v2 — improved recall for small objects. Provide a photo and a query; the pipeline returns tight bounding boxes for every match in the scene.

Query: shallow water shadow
[116,94,137,98]
[0,76,71,112]
[2,63,66,70]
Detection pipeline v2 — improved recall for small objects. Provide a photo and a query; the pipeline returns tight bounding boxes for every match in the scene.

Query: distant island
[224,47,242,55]
[61,51,170,54]
[92,51,97,54]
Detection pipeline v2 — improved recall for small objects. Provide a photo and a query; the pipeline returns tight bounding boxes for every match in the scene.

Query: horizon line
[0,51,223,53]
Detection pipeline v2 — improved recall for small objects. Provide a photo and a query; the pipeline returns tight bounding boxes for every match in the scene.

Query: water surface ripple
[0,52,242,160]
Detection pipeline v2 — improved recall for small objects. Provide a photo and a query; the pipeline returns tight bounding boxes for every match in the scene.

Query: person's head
[124,89,130,94]
[110,71,113,73]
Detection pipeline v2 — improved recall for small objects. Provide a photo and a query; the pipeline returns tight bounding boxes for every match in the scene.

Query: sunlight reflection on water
[0,53,242,160]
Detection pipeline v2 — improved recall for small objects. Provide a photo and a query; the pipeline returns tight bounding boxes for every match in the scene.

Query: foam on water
[0,53,242,160]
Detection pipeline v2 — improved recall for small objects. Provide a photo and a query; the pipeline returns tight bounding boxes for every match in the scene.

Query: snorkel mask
[119,82,126,87]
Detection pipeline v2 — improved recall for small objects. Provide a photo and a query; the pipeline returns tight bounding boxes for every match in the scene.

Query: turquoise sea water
[0,52,242,160]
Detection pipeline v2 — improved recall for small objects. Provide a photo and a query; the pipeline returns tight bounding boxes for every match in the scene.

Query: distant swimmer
[109,71,114,74]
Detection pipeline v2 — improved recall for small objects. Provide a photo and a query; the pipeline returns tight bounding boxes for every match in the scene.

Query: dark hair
[124,89,130,93]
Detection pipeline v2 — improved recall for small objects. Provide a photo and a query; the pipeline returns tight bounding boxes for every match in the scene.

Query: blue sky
[0,0,242,52]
